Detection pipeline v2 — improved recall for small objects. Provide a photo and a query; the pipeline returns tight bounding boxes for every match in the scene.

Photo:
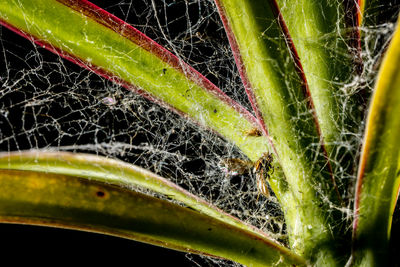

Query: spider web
[0,0,399,266]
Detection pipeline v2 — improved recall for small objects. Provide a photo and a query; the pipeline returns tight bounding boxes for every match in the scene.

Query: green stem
[214,0,350,264]
[0,0,269,161]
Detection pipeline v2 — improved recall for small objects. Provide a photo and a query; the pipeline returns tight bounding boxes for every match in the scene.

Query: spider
[219,152,274,198]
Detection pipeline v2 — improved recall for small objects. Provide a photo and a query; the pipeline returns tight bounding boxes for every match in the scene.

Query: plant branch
[0,0,269,161]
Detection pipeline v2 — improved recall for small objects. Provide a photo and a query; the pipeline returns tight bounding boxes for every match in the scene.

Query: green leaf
[0,150,264,236]
[0,0,269,161]
[214,0,348,264]
[0,167,306,267]
[276,0,363,152]
[352,17,400,266]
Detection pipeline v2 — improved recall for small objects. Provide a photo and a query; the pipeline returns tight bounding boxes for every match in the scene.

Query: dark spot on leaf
[162,68,167,74]
[208,228,212,231]
[96,191,106,198]
[213,109,217,113]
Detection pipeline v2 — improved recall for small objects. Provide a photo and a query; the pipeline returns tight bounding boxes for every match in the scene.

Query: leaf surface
[0,0,268,161]
[0,151,264,236]
[214,1,349,263]
[0,167,306,267]
[352,17,400,266]
[276,0,364,151]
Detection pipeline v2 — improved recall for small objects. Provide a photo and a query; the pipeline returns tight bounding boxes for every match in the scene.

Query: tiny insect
[253,152,274,198]
[219,152,274,198]
[219,157,253,176]
[243,127,263,137]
